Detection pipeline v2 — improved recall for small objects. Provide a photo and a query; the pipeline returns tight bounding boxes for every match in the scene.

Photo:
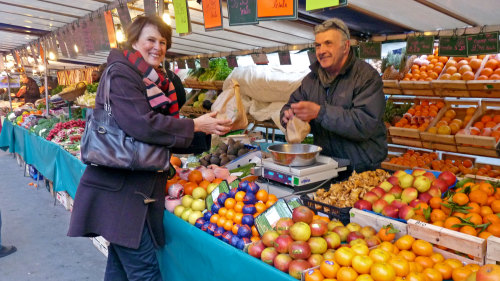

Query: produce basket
[300,194,351,225]
[58,82,87,102]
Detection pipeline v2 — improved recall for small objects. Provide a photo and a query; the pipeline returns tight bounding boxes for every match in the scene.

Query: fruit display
[477,56,500,80]
[393,100,444,131]
[470,164,500,179]
[386,150,475,175]
[198,138,251,167]
[384,99,413,126]
[427,106,477,136]
[460,112,500,141]
[312,169,391,208]
[402,55,449,81]
[439,56,483,81]
[355,169,457,221]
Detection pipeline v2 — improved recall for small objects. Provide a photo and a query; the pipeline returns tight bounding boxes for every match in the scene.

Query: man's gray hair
[314,18,350,41]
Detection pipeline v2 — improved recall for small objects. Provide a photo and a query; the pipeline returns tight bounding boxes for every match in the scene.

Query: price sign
[186,59,196,69]
[306,0,342,11]
[467,32,499,55]
[177,59,186,69]
[200,57,210,68]
[228,0,258,26]
[257,0,298,21]
[251,53,269,65]
[202,0,223,30]
[359,42,381,59]
[226,55,238,68]
[439,36,467,57]
[278,51,291,65]
[406,36,434,55]
[173,0,191,34]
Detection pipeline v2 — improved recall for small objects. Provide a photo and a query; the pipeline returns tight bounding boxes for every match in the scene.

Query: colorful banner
[202,0,223,30]
[173,0,191,34]
[228,0,258,26]
[143,0,156,16]
[257,0,297,21]
[104,11,117,49]
[117,2,132,29]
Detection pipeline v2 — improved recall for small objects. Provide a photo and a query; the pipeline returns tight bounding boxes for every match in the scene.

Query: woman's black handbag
[80,63,171,172]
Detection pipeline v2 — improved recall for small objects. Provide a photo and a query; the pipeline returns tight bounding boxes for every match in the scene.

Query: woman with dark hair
[67,15,231,280]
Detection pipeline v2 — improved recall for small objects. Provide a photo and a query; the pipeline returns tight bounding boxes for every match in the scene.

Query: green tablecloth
[0,119,295,281]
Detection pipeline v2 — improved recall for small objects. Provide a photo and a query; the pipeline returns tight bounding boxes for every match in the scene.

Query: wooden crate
[399,81,435,96]
[486,235,500,264]
[349,208,407,239]
[383,80,402,95]
[407,219,486,264]
[422,141,458,152]
[468,81,500,98]
[457,145,499,158]
[391,136,423,147]
[431,80,470,97]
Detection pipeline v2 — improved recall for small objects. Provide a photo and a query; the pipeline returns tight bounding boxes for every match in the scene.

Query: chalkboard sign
[278,51,291,65]
[359,42,381,59]
[257,0,298,21]
[177,60,186,69]
[187,59,196,69]
[467,32,499,55]
[226,55,238,68]
[406,36,434,55]
[228,0,258,26]
[439,36,467,56]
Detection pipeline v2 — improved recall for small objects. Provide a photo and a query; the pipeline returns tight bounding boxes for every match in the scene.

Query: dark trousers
[104,226,162,281]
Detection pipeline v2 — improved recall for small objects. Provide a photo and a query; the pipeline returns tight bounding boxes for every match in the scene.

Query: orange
[234,202,244,213]
[183,182,197,195]
[478,231,493,239]
[378,227,396,242]
[423,268,443,281]
[395,235,415,251]
[480,206,493,217]
[398,250,416,262]
[459,225,477,236]
[224,198,236,210]
[251,225,259,237]
[412,239,433,257]
[170,156,182,167]
[304,268,325,281]
[415,202,430,216]
[434,262,453,280]
[223,219,233,231]
[479,182,495,196]
[218,207,227,218]
[337,266,359,281]
[225,209,235,220]
[465,212,483,226]
[234,191,246,202]
[233,212,243,225]
[212,178,223,185]
[320,259,340,278]
[255,202,267,214]
[231,224,239,235]
[451,267,472,281]
[464,264,480,273]
[430,209,447,223]
[210,214,220,224]
[487,223,500,236]
[415,256,435,269]
[433,221,444,227]
[444,217,461,231]
[266,200,277,208]
[452,193,469,206]
[255,189,269,202]
[188,170,203,184]
[430,197,443,209]
[429,253,444,264]
[491,200,500,213]
[268,194,278,202]
[198,180,210,189]
[444,259,463,270]
[452,212,466,219]
[470,190,488,206]
[483,214,500,224]
[467,202,481,214]
[485,59,499,70]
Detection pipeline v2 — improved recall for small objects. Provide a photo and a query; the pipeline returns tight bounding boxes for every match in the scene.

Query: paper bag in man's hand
[286,115,311,144]
[212,79,248,131]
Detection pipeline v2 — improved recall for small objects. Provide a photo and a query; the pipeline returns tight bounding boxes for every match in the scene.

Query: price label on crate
[406,36,434,55]
[439,36,467,56]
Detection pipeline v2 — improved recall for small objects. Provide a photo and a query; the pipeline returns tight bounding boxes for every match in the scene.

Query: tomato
[476,264,500,281]
[369,248,391,263]
[378,227,396,242]
[411,239,433,257]
[378,242,396,254]
[389,257,410,277]
[398,250,416,262]
[352,255,374,274]
[395,235,415,251]
[334,247,356,267]
[464,264,481,273]
[370,262,396,281]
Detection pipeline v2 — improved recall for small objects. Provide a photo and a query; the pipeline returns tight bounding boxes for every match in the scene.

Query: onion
[168,183,184,199]
[213,167,230,180]
[420,59,429,66]
[201,169,215,182]
[413,58,422,66]
[165,196,182,212]
[420,55,428,61]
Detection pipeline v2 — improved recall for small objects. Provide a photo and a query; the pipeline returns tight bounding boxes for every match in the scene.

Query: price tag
[257,0,298,20]
[251,53,269,65]
[173,0,191,34]
[226,55,238,68]
[200,57,210,68]
[406,36,434,55]
[186,59,196,69]
[202,0,223,30]
[177,60,186,69]
[359,42,381,59]
[306,0,343,11]
[467,32,499,55]
[278,51,291,65]
[227,0,258,26]
[439,36,467,57]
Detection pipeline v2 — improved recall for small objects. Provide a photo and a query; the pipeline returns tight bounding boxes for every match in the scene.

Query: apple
[428,185,441,198]
[292,206,314,224]
[290,222,312,241]
[389,185,403,199]
[289,259,312,280]
[438,171,456,187]
[399,174,414,188]
[262,230,280,247]
[191,198,206,211]
[390,199,405,209]
[181,208,193,221]
[206,183,218,194]
[360,226,376,238]
[363,191,379,203]
[423,172,436,182]
[399,205,415,220]
[192,187,207,200]
[308,237,328,254]
[275,217,294,235]
[323,232,341,249]
[181,195,194,208]
[173,205,185,217]
[310,219,329,237]
[261,247,278,265]
[431,178,449,193]
[409,199,421,207]
[349,238,368,247]
[323,249,336,260]
[346,222,362,232]
[347,231,364,243]
[371,187,386,198]
[379,181,393,192]
[382,193,396,204]
[248,240,266,258]
[393,170,408,178]
[387,176,399,186]
[382,205,399,218]
[372,199,389,213]
[273,234,294,254]
[412,169,427,177]
[476,264,500,281]
[417,192,432,204]
[327,220,344,231]
[401,187,418,203]
[274,253,293,272]
[365,235,382,248]
[307,254,324,267]
[413,175,432,193]
[333,226,350,242]
[188,210,203,225]
[354,199,372,211]
[289,240,312,259]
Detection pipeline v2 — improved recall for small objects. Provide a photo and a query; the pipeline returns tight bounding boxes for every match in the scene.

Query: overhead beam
[413,0,478,27]
[0,1,80,18]
[0,23,48,36]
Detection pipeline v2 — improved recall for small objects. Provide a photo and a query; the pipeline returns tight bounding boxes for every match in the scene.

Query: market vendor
[280,18,387,174]
[16,74,40,104]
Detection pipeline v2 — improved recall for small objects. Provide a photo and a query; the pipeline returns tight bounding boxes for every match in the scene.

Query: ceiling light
[74,45,79,53]
[163,12,171,25]
[38,65,45,72]
[49,52,55,60]
[116,29,125,43]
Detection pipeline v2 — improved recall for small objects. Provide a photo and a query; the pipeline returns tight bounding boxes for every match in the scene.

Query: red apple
[431,178,448,193]
[438,171,456,187]
[292,206,314,224]
[418,192,432,204]
[390,199,405,209]
[261,247,278,265]
[399,205,415,220]
[372,199,389,213]
[275,217,294,235]
[363,191,380,203]
[413,175,432,193]
[365,235,382,247]
[273,253,292,272]
[371,187,386,198]
[354,199,372,211]
[323,232,341,249]
[262,230,280,247]
[379,181,393,192]
[389,185,403,199]
[273,234,294,254]
[248,240,266,258]
[423,172,436,182]
[310,219,328,237]
[475,264,500,281]
[393,170,408,178]
[347,231,364,243]
[428,186,441,198]
[289,259,311,280]
[401,187,418,203]
[308,236,328,254]
[382,205,399,218]
[387,176,399,186]
[409,199,421,207]
[382,193,396,204]
[289,240,312,259]
[307,253,324,267]
[333,226,350,242]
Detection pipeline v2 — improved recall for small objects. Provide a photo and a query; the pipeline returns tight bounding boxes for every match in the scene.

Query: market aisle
[0,150,106,280]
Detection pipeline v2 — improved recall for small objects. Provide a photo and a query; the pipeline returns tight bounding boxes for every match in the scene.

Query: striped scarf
[123,49,179,118]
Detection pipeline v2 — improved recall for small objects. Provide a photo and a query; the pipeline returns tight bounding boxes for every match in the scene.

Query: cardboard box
[56,191,71,211]
[91,236,109,257]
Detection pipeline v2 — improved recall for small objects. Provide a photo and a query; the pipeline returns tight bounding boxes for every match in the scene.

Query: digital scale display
[263,168,299,186]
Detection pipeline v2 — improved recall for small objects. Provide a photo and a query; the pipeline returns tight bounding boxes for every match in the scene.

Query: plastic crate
[300,194,351,225]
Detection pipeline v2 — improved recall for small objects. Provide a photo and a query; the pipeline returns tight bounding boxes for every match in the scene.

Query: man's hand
[291,101,321,122]
[281,108,294,125]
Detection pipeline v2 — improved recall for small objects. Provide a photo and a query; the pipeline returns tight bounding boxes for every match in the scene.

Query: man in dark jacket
[17,74,40,104]
[280,18,387,174]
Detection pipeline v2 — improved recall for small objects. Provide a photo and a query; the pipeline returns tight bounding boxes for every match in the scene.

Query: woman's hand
[193,111,232,135]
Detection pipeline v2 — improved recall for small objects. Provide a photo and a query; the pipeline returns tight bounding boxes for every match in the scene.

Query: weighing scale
[260,155,348,193]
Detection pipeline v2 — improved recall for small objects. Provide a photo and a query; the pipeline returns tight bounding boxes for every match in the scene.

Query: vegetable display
[187,58,233,82]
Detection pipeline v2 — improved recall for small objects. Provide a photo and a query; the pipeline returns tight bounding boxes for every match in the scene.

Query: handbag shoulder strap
[100,63,115,115]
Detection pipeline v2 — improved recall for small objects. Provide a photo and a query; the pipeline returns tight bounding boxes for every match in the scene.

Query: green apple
[181,195,194,208]
[188,211,203,225]
[192,187,207,200]
[181,208,193,221]
[173,205,185,217]
[206,183,218,194]
[191,198,206,211]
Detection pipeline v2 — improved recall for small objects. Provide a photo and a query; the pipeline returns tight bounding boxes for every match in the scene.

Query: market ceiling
[0,0,498,69]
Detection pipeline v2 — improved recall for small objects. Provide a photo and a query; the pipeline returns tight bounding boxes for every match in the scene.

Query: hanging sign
[173,0,191,34]
[228,0,258,26]
[306,0,346,11]
[177,59,186,69]
[438,36,467,57]
[251,53,269,65]
[406,36,434,55]
[0,76,20,88]
[187,59,196,69]
[257,0,298,21]
[226,55,238,68]
[104,11,118,49]
[81,20,95,55]
[359,42,381,59]
[200,57,210,68]
[117,1,132,28]
[143,0,156,16]
[202,0,223,31]
[307,50,316,64]
[278,51,291,65]
[466,32,499,55]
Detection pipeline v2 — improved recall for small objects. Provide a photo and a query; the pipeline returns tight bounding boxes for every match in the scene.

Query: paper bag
[286,116,310,144]
[212,79,248,131]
